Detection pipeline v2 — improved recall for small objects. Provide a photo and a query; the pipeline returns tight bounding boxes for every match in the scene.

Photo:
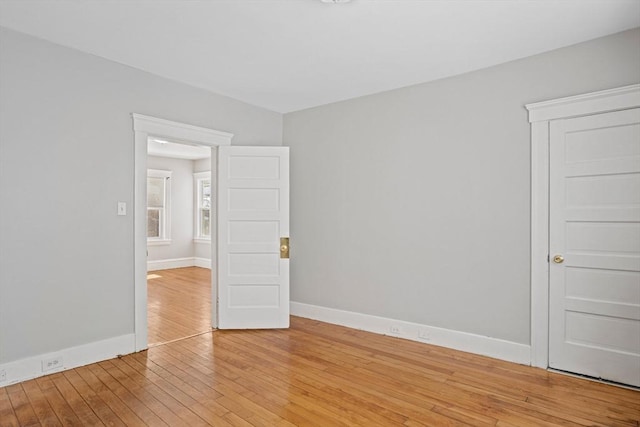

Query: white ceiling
[0,0,638,113]
[148,138,211,160]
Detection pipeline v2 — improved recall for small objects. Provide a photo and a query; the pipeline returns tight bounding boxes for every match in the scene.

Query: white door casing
[548,108,640,386]
[217,146,290,329]
[132,114,232,351]
[526,84,640,373]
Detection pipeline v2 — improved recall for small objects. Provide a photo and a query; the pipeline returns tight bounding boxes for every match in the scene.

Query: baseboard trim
[0,334,135,388]
[194,257,211,269]
[290,302,531,365]
[147,257,211,271]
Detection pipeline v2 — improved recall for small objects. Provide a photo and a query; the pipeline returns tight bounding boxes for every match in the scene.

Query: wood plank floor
[2,317,639,426]
[147,267,211,346]
[2,268,639,426]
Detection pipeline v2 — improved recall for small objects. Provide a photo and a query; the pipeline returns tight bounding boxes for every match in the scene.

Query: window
[147,169,172,244]
[194,171,212,240]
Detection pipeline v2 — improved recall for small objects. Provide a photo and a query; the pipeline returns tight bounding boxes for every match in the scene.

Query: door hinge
[547,254,550,263]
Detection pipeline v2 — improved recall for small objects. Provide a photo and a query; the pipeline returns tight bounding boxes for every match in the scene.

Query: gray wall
[146,156,195,262]
[0,27,282,364]
[283,28,640,345]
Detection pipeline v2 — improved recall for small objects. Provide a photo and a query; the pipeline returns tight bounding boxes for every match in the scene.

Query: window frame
[194,171,212,242]
[147,169,172,245]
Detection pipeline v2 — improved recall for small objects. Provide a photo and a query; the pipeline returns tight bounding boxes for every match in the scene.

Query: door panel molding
[217,146,290,329]
[525,84,640,369]
[548,109,640,385]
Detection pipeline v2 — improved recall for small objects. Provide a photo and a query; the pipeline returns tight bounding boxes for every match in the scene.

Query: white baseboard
[194,257,211,269]
[147,257,211,271]
[0,334,135,388]
[290,302,531,365]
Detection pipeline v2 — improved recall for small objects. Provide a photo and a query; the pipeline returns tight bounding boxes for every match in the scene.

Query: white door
[217,146,290,329]
[549,108,640,386]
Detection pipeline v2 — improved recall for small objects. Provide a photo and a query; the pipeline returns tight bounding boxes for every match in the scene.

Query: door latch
[280,237,290,259]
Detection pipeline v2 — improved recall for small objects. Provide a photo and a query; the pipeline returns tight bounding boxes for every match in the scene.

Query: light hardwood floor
[2,270,639,426]
[147,267,212,346]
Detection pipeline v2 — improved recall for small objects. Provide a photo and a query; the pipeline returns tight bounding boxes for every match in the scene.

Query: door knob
[553,255,564,264]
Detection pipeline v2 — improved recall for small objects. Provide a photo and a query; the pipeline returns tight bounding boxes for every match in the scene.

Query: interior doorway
[132,113,233,352]
[145,138,215,346]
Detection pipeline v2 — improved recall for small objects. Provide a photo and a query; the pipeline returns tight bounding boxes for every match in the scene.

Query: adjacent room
[146,138,214,346]
[0,0,639,425]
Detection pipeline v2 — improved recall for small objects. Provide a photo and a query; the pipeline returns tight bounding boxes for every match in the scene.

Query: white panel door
[217,146,289,329]
[549,108,640,386]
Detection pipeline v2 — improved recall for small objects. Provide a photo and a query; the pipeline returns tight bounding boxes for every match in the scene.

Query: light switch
[117,202,127,216]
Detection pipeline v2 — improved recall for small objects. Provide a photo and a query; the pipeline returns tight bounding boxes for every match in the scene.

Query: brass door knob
[553,255,564,264]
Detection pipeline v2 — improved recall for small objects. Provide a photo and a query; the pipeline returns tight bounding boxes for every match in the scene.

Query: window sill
[194,238,211,244]
[147,239,172,246]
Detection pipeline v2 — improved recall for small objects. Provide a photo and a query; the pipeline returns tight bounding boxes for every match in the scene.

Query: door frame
[132,113,233,352]
[525,84,640,368]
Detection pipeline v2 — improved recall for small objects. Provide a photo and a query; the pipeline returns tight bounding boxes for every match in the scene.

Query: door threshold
[548,368,639,391]
[148,330,212,348]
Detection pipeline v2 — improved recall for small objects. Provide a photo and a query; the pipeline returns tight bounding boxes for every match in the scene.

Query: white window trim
[194,171,212,241]
[147,169,172,244]
[147,239,172,246]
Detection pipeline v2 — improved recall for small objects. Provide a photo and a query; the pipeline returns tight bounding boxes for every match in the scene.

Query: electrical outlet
[42,356,63,372]
[0,369,6,382]
[418,329,431,341]
[390,325,402,335]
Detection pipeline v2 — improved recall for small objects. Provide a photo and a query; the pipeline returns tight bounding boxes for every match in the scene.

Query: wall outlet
[0,369,6,382]
[418,329,431,341]
[42,356,63,372]
[390,325,402,335]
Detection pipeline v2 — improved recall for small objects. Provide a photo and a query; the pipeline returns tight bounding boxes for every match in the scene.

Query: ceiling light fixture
[320,0,351,3]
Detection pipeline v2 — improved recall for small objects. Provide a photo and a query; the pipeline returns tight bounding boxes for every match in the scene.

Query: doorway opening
[145,138,214,347]
[132,113,233,352]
